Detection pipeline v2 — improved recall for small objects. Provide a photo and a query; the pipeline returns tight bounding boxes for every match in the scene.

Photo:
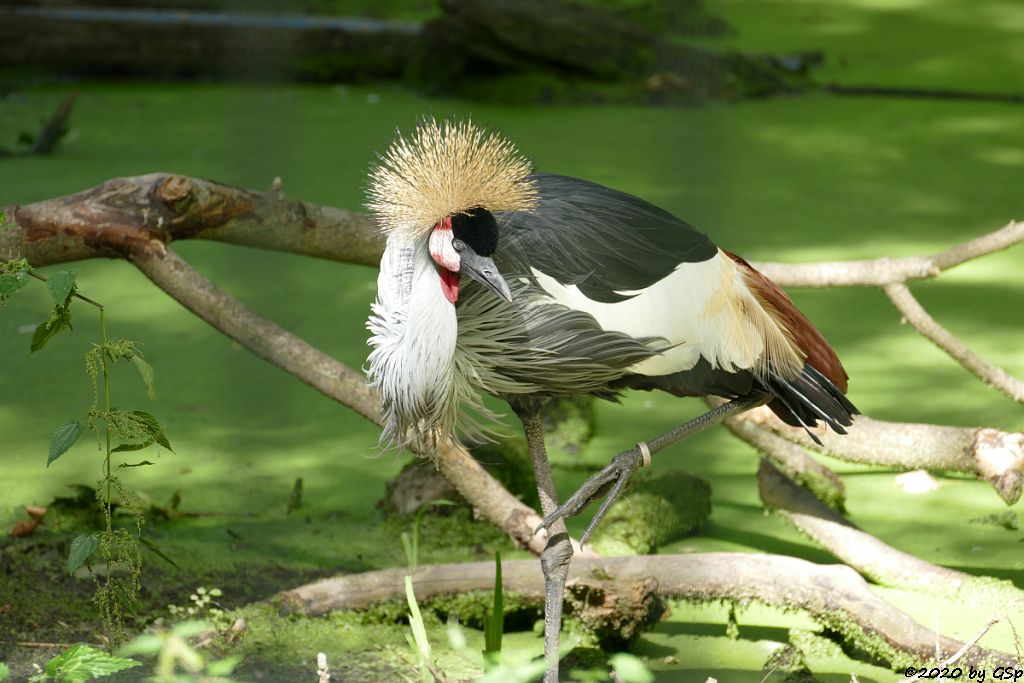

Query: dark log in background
[0,0,817,104]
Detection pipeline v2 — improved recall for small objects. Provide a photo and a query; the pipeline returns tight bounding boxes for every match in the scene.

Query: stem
[100,307,112,532]
[27,270,105,309]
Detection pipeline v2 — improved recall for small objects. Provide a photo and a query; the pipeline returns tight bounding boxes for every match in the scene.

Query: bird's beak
[460,247,513,303]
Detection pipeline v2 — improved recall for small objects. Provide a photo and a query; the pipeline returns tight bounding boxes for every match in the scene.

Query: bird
[365,119,856,682]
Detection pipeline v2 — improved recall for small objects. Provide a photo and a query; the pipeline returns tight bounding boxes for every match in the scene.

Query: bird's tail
[723,250,859,442]
[766,363,858,444]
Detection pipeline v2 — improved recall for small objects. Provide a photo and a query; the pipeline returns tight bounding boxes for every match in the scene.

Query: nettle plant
[1,219,174,643]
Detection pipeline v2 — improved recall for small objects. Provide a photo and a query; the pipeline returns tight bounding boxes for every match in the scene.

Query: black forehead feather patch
[451,207,500,256]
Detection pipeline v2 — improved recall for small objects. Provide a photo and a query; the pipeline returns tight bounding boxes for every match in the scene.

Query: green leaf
[131,410,172,451]
[43,643,140,683]
[111,440,155,453]
[129,353,157,400]
[48,420,83,466]
[401,531,414,569]
[0,662,9,681]
[170,620,212,639]
[138,536,178,568]
[30,305,72,353]
[67,534,99,574]
[106,410,173,453]
[405,575,430,661]
[609,653,654,683]
[46,269,77,306]
[0,258,31,305]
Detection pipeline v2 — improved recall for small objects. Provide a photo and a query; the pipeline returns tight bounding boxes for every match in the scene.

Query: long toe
[539,447,644,538]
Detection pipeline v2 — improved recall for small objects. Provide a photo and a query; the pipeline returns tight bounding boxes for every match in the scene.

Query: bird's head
[427,208,510,303]
[367,119,537,304]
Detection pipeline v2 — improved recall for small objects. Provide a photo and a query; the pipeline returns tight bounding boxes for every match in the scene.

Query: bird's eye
[452,238,466,252]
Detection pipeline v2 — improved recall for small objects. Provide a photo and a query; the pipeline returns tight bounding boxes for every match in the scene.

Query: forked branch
[754,221,1024,404]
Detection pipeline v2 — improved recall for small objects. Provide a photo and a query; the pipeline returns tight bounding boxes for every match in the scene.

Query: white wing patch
[531,250,801,378]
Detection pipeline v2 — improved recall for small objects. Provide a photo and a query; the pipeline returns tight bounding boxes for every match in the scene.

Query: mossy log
[1,1,813,103]
[409,0,813,102]
[276,552,1019,670]
[0,8,413,81]
[590,471,711,555]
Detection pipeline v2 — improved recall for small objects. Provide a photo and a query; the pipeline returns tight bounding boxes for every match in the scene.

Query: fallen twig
[908,618,1001,681]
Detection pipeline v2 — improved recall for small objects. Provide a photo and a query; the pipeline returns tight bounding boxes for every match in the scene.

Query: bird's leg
[539,393,769,544]
[510,397,572,683]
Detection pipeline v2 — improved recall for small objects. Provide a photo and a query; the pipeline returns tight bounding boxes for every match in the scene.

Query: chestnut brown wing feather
[725,251,849,394]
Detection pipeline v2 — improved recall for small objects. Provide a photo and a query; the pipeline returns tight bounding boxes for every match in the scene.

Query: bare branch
[276,552,1019,669]
[758,460,972,596]
[760,461,1024,669]
[884,282,1024,402]
[738,406,1024,505]
[751,220,1024,288]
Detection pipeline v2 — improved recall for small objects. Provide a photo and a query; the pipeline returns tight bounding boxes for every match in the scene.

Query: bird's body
[365,120,856,682]
[368,169,854,451]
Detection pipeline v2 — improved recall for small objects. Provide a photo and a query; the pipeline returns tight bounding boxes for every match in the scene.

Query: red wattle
[439,269,460,303]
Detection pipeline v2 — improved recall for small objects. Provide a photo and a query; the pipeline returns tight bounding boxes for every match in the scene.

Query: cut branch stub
[974,428,1024,504]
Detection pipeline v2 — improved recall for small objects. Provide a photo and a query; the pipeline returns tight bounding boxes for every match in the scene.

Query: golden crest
[367,119,538,239]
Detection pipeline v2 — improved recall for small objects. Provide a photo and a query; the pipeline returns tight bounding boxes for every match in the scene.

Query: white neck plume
[366,236,460,450]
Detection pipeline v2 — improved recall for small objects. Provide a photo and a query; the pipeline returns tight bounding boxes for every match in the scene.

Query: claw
[537,447,644,541]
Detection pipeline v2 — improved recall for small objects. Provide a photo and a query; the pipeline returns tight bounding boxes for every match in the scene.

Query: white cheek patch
[428,226,461,271]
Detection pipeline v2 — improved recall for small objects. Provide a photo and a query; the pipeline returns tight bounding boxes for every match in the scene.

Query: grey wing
[496,173,718,303]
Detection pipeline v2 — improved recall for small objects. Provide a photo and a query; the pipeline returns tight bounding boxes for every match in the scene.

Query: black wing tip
[768,362,858,439]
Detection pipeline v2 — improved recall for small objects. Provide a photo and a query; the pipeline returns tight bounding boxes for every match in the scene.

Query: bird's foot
[536,444,647,545]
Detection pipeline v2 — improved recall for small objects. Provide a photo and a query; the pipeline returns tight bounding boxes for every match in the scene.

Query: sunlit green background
[2,0,1023,680]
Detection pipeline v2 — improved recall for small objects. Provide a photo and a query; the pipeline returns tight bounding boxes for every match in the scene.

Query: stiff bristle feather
[367,119,538,239]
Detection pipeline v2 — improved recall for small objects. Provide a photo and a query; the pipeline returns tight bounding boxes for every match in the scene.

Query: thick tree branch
[276,552,1018,669]
[883,282,1024,402]
[2,174,382,267]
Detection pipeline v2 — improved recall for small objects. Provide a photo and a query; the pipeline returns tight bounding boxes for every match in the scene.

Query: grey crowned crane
[366,120,856,681]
